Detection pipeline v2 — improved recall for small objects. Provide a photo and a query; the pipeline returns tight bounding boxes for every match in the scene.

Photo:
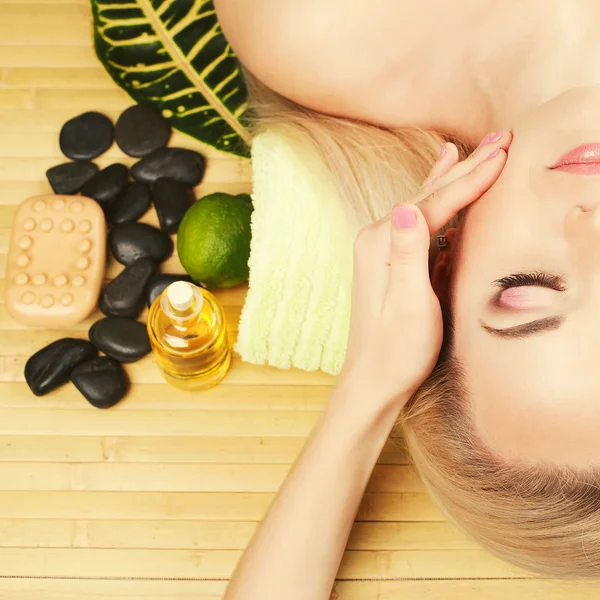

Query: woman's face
[452,85,600,467]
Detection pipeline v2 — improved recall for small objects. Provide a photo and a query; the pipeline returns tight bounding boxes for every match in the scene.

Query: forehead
[459,321,600,466]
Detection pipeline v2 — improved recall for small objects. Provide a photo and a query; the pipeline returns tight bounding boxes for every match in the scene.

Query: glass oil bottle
[147,281,231,390]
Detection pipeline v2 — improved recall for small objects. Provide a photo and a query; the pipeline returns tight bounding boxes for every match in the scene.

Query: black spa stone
[107,182,151,225]
[152,178,194,233]
[71,356,129,409]
[59,111,114,160]
[99,257,157,318]
[24,338,97,396]
[108,222,173,266]
[46,161,99,194]
[146,273,195,307]
[131,147,206,186]
[80,163,129,211]
[115,104,172,158]
[89,316,151,363]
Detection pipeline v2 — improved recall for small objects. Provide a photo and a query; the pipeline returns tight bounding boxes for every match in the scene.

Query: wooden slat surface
[0,519,475,550]
[0,1,596,598]
[0,580,593,600]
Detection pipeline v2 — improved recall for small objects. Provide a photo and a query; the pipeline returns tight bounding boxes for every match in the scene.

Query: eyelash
[494,272,567,292]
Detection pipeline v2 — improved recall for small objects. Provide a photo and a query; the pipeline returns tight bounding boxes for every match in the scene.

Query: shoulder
[214,0,404,120]
[214,0,332,97]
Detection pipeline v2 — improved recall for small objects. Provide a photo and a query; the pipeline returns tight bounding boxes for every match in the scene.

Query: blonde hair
[245,70,600,579]
[244,71,466,226]
[404,352,600,579]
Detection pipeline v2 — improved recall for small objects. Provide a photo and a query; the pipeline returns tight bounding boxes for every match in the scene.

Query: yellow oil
[147,282,231,391]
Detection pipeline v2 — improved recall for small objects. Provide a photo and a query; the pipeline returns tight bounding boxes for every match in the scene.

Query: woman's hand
[339,131,512,411]
[224,131,512,600]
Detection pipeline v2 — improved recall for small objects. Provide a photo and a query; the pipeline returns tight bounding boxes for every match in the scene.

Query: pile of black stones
[25,107,203,408]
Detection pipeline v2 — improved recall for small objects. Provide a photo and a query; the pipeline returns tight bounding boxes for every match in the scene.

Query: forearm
[224,385,403,600]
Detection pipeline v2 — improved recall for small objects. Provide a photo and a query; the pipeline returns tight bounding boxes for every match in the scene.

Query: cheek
[449,222,487,298]
[448,257,477,336]
[461,200,507,248]
[451,194,532,285]
[447,221,496,329]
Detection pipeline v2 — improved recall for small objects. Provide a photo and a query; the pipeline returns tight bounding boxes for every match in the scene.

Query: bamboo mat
[0,1,597,598]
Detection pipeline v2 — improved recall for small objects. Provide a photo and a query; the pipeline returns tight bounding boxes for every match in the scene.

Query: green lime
[236,193,253,205]
[177,192,254,288]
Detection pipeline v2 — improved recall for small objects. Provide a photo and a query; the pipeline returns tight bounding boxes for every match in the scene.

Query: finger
[352,222,392,305]
[418,148,508,233]
[425,129,512,193]
[421,142,460,187]
[387,204,432,305]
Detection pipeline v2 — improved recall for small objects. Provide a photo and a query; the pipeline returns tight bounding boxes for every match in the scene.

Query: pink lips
[550,143,600,175]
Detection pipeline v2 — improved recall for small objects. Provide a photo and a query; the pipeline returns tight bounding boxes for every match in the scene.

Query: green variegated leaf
[91,0,250,158]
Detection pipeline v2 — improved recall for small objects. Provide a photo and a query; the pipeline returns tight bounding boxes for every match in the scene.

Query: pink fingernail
[478,134,491,148]
[393,206,418,229]
[488,129,503,143]
[439,144,447,158]
[486,149,501,160]
[478,129,503,147]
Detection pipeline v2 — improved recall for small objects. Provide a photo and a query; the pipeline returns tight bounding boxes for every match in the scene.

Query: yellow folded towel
[235,128,361,375]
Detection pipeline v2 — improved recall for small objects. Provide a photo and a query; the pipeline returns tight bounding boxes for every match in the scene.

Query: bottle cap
[167,281,196,311]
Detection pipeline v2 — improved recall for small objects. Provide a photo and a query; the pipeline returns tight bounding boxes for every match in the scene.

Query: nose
[585,203,600,231]
[570,203,600,266]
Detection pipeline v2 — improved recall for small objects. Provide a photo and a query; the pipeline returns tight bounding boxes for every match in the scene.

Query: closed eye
[493,271,567,294]
[491,271,567,310]
[482,272,568,338]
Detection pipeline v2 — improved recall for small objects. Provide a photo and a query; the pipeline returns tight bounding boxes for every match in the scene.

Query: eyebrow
[481,315,565,339]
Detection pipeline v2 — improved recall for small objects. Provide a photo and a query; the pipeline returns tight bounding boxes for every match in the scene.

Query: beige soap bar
[5,194,106,328]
